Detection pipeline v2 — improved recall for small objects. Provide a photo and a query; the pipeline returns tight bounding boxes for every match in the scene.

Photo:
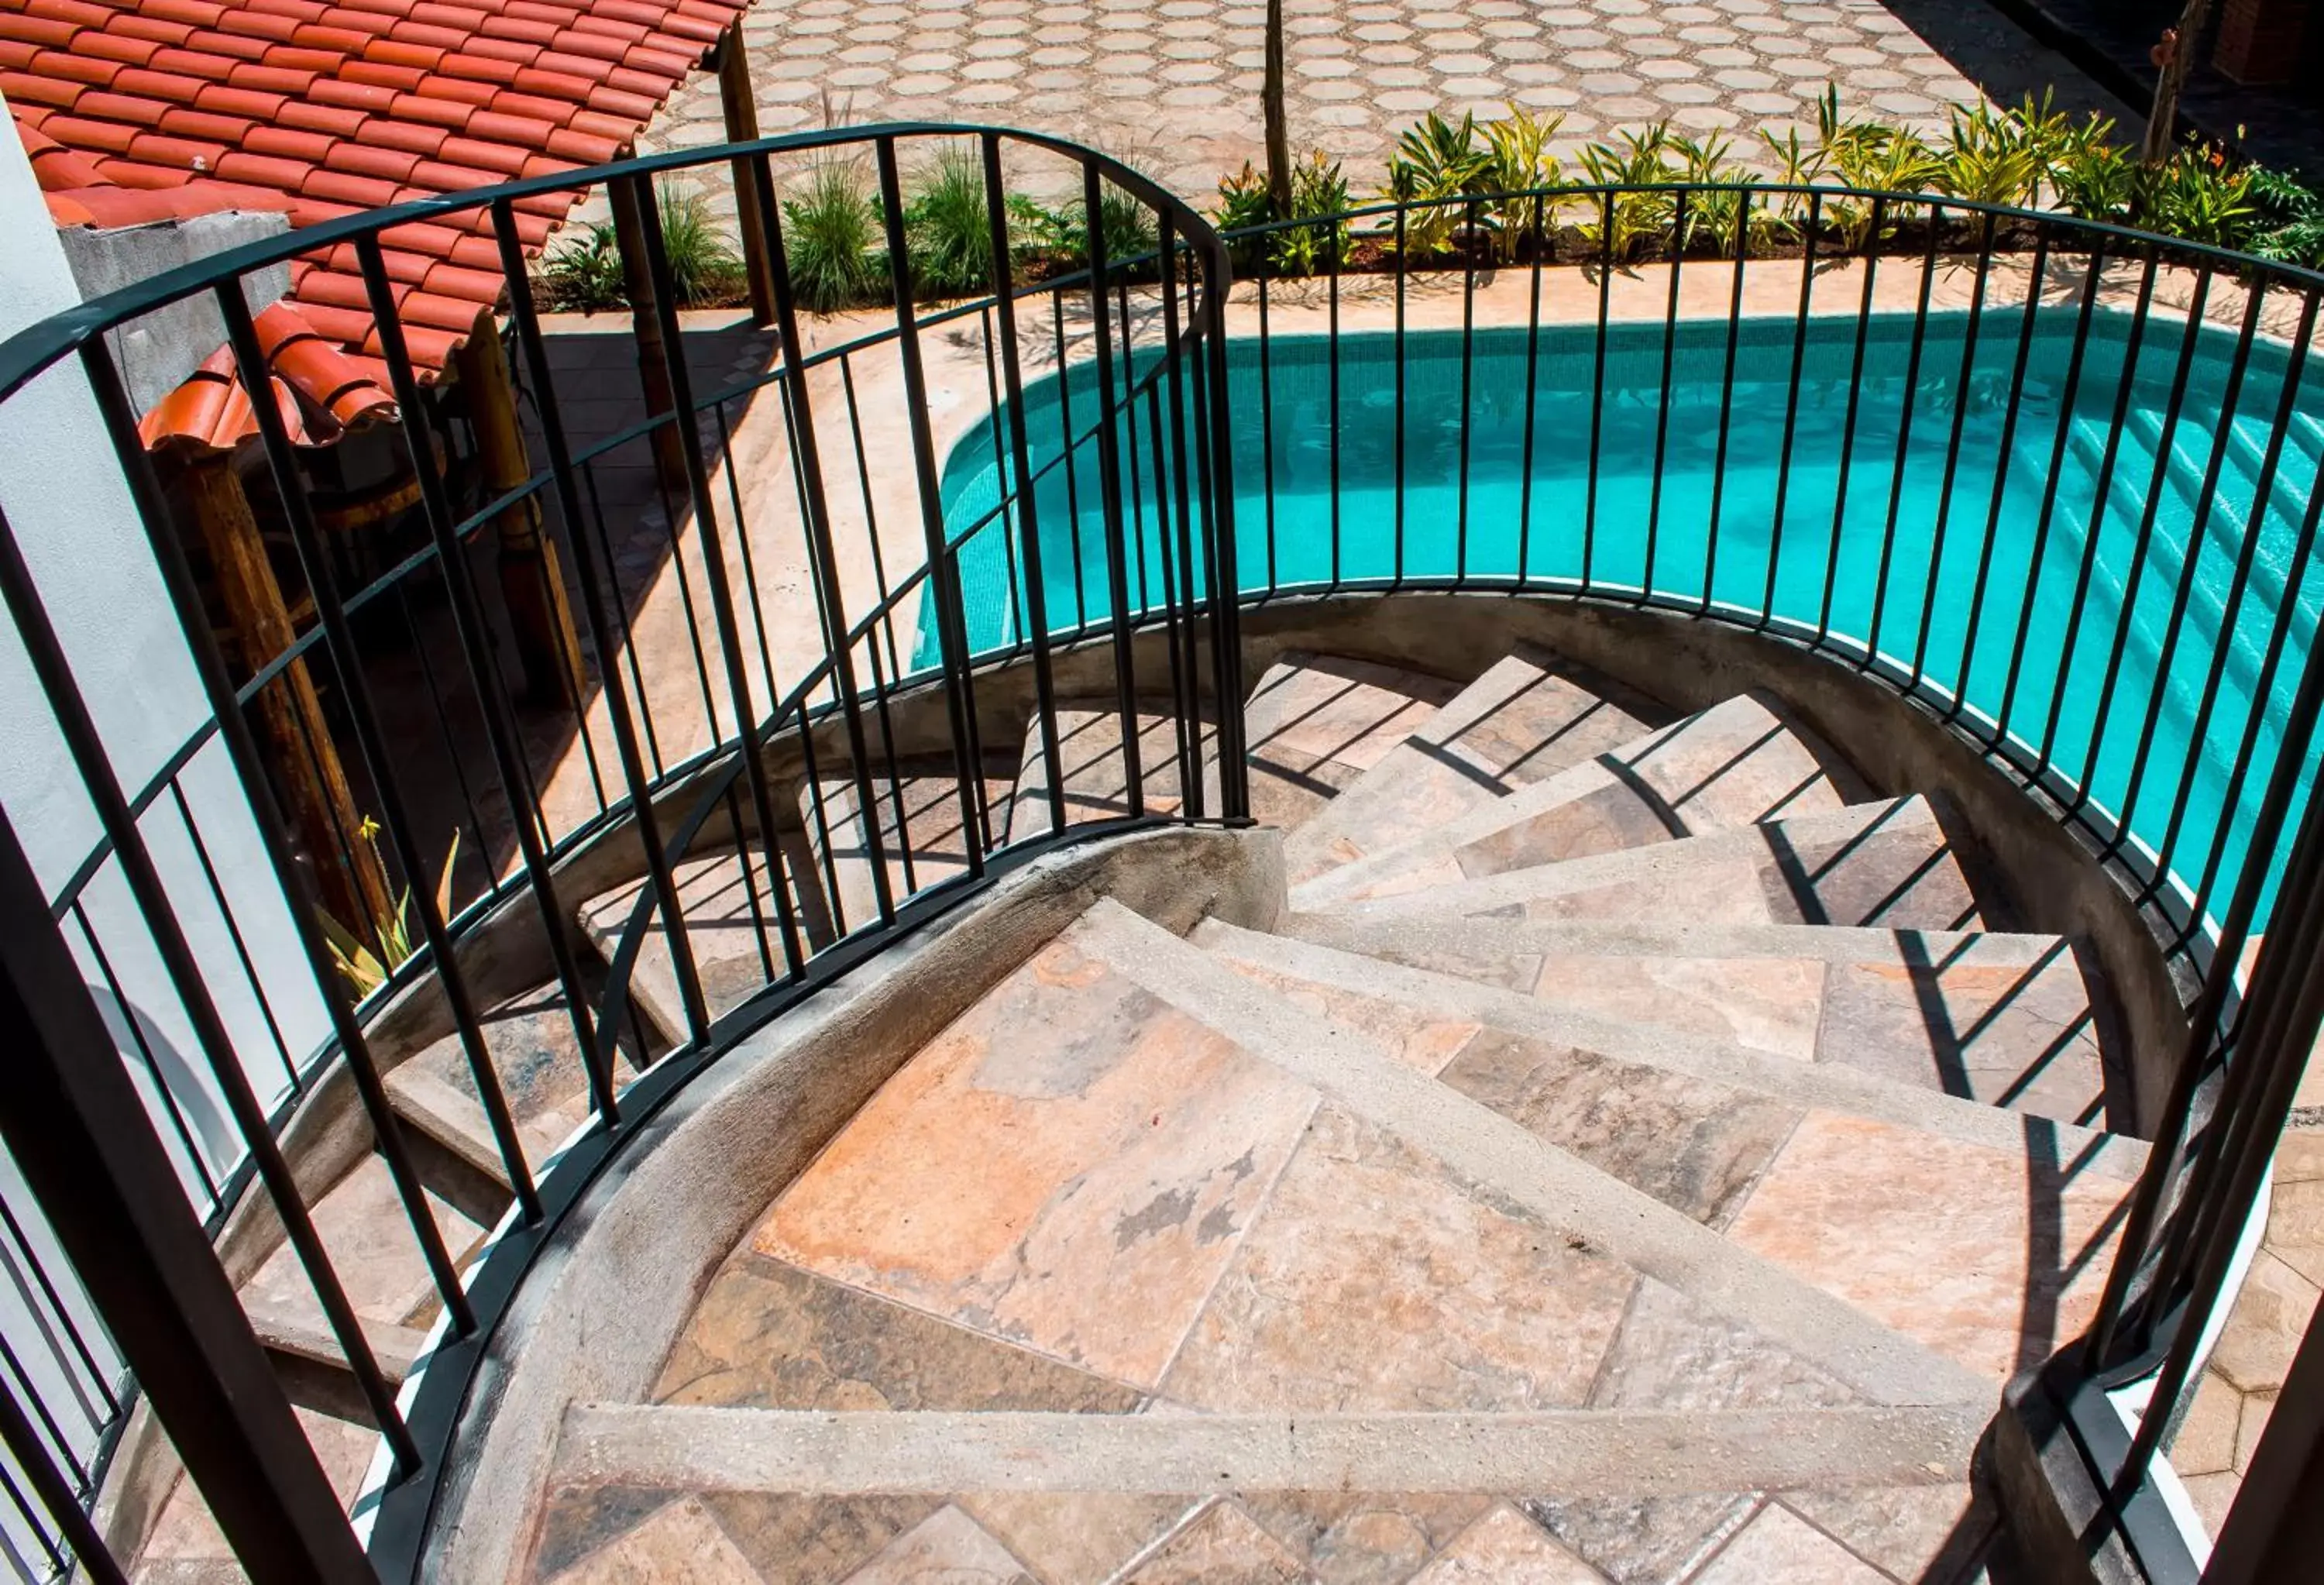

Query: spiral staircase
[140,640,2160,1583]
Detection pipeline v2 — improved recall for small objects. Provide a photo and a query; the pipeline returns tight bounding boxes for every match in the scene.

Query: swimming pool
[930,307,2324,919]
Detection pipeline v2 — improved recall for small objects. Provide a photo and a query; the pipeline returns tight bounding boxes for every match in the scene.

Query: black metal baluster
[1947,229,2054,724]
[1864,204,1944,672]
[1518,190,1545,583]
[2092,277,2250,846]
[1910,212,1999,691]
[353,237,617,1123]
[1759,190,1820,631]
[1644,187,1686,600]
[494,197,710,1043]
[1701,190,1748,615]
[750,153,898,923]
[80,337,476,1343]
[982,134,1068,838]
[1993,241,2113,748]
[1817,196,1882,648]
[628,176,813,972]
[1081,160,1146,818]
[1456,196,1477,586]
[1587,187,1612,592]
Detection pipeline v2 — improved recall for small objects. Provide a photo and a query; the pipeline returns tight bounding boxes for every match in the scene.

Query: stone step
[1239,650,1463,832]
[798,771,1017,934]
[540,1406,2009,1583]
[1004,703,1224,843]
[384,983,650,1216]
[242,1298,429,1425]
[1081,901,2130,1394]
[576,836,824,1040]
[1191,920,2143,1178]
[1292,691,1856,910]
[1264,913,2119,1131]
[1284,645,1660,885]
[1308,793,1985,934]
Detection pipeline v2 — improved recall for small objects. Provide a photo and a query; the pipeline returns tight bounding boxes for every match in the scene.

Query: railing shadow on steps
[0,126,2322,1583]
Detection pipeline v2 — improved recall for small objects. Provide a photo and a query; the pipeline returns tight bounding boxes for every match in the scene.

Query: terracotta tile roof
[4,0,744,451]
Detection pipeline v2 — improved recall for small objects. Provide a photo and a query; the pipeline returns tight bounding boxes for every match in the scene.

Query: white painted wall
[0,101,330,1209]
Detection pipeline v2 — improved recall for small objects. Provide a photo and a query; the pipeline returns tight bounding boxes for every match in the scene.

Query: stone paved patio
[634,0,2135,210]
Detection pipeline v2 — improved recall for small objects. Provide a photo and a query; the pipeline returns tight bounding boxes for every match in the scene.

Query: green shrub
[1216,152,1352,275]
[2247,164,2324,266]
[2135,146,2258,248]
[538,221,627,311]
[535,188,744,310]
[905,145,995,297]
[782,158,885,312]
[1384,111,1492,256]
[1574,124,1676,263]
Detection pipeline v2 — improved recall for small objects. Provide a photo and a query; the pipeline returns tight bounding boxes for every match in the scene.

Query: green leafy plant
[2135,145,2258,248]
[1813,88,1944,246]
[2050,115,2138,222]
[2247,164,2324,266]
[782,156,885,312]
[653,186,747,307]
[1384,110,1491,256]
[1671,129,1751,255]
[905,145,995,297]
[321,824,459,997]
[1574,123,1676,263]
[1477,107,1564,260]
[1939,101,2045,208]
[537,221,627,311]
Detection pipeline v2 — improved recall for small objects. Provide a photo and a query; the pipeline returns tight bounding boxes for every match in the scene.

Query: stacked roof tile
[2,0,746,450]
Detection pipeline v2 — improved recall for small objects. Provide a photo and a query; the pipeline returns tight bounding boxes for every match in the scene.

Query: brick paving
[632,0,2133,211]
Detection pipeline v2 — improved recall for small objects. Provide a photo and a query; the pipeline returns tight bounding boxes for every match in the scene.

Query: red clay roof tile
[360,36,437,69]
[106,15,196,46]
[432,50,517,85]
[272,97,362,132]
[215,146,311,185]
[194,83,287,118]
[352,116,444,155]
[339,57,421,89]
[542,125,614,163]
[143,0,228,26]
[157,105,256,142]
[9,0,744,452]
[74,89,168,125]
[432,133,522,174]
[77,33,165,65]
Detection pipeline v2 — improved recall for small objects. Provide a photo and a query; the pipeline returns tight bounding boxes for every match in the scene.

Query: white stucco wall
[0,100,331,1198]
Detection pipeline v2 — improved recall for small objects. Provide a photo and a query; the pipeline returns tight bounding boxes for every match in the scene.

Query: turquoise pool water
[930,308,2324,918]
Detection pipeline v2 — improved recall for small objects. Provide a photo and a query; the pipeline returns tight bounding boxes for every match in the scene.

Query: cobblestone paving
[636,0,2129,208]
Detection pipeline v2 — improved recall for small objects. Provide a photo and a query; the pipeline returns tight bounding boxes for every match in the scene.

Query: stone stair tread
[577,841,808,1040]
[1189,919,2142,1181]
[236,1154,483,1342]
[241,1296,429,1384]
[1267,913,2116,1131]
[1308,794,1984,934]
[1006,703,1223,843]
[1239,650,1464,832]
[801,772,1017,935]
[1285,645,1661,885]
[385,985,619,1186]
[1294,691,1855,910]
[1081,899,2125,1395]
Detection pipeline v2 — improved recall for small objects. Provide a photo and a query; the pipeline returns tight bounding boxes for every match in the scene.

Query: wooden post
[2144,0,2216,163]
[1263,0,1291,217]
[607,176,692,499]
[718,22,775,327]
[180,453,394,938]
[453,314,589,707]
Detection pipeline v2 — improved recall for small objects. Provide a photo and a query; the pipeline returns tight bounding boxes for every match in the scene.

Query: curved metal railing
[2,146,2322,1584]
